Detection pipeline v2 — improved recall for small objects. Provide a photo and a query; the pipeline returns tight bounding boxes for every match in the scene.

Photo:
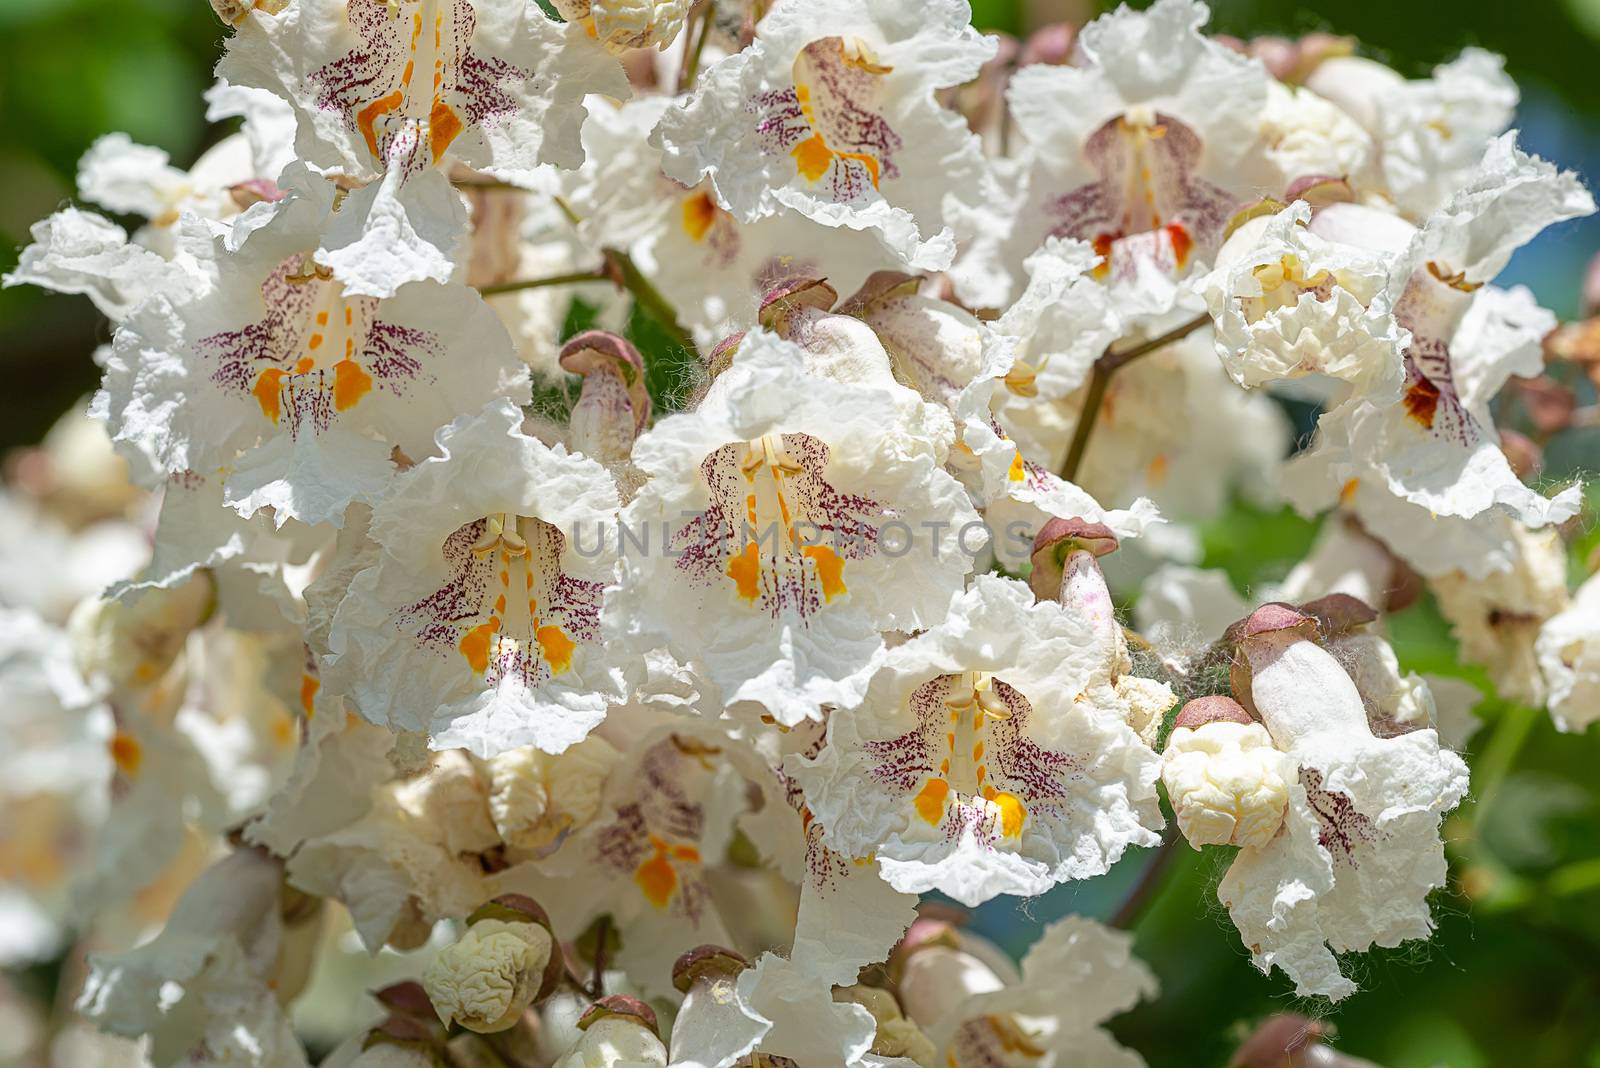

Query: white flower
[1289,138,1592,535]
[552,0,689,53]
[485,734,621,851]
[605,328,975,725]
[653,0,996,272]
[287,750,499,950]
[983,0,1269,305]
[1536,571,1600,734]
[97,165,529,528]
[1256,80,1375,192]
[516,721,749,996]
[1218,608,1469,1000]
[77,849,312,1068]
[1432,524,1569,708]
[794,575,1162,907]
[3,208,195,321]
[1307,49,1517,217]
[899,916,1156,1068]
[326,399,624,757]
[1200,201,1408,402]
[220,0,628,293]
[221,0,627,184]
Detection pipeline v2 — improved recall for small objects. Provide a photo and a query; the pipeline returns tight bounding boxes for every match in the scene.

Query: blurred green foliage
[1,0,1599,1065]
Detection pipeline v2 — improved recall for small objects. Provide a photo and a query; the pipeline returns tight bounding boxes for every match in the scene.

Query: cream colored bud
[1161,722,1292,850]
[837,986,937,1068]
[552,1013,667,1068]
[421,919,554,1033]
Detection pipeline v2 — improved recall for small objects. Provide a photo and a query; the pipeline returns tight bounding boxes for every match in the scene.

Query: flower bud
[561,331,651,466]
[836,986,937,1068]
[554,996,667,1068]
[1161,708,1292,850]
[671,944,749,994]
[421,896,559,1033]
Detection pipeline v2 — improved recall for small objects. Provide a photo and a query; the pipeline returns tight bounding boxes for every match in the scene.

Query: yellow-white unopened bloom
[422,918,553,1033]
[1162,721,1292,849]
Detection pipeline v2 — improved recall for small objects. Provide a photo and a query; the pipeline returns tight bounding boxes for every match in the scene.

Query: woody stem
[1058,312,1211,483]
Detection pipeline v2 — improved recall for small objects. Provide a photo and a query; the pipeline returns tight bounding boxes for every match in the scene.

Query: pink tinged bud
[757,277,838,334]
[561,330,651,462]
[672,944,750,993]
[578,995,659,1038]
[1513,376,1576,435]
[375,981,439,1020]
[1027,517,1119,601]
[1299,593,1378,639]
[229,179,285,209]
[1282,175,1356,210]
[706,331,744,379]
[1248,35,1299,81]
[1226,603,1317,718]
[1172,695,1254,731]
[886,916,962,987]
[837,271,923,317]
[1499,429,1543,481]
[1019,22,1075,67]
[1230,1013,1329,1068]
[1585,251,1600,317]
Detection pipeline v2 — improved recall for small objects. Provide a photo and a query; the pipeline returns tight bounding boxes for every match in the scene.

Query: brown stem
[1058,312,1212,483]
[587,915,611,999]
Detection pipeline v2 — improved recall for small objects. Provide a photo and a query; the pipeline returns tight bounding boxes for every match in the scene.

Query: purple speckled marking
[672,432,885,621]
[1302,767,1383,865]
[1047,112,1235,278]
[593,735,716,920]
[864,675,1082,848]
[196,256,437,437]
[748,38,902,203]
[309,0,528,170]
[394,518,602,690]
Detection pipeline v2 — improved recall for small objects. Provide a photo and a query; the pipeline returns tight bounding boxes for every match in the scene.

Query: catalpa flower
[221,0,625,183]
[1289,136,1592,532]
[77,849,316,1068]
[1307,48,1517,218]
[794,575,1162,906]
[952,313,1163,570]
[220,0,628,291]
[1536,570,1600,735]
[1200,200,1408,402]
[653,0,996,272]
[897,915,1156,1068]
[97,165,529,528]
[984,0,1270,305]
[327,399,624,757]
[1217,604,1470,1000]
[1432,524,1569,709]
[605,328,974,725]
[517,722,749,997]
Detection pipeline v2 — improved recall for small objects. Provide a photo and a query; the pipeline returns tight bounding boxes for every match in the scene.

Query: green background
[2,0,1599,1064]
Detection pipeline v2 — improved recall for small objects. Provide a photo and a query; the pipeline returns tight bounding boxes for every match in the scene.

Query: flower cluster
[3,0,1598,1064]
